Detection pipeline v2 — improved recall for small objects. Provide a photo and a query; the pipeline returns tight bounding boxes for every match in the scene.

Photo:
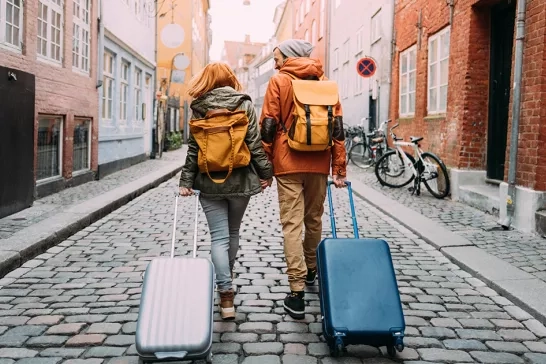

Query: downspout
[385,0,396,125]
[96,0,104,89]
[501,0,527,229]
[325,0,331,78]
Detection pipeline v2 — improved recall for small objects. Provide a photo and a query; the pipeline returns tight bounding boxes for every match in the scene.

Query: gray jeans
[200,196,250,292]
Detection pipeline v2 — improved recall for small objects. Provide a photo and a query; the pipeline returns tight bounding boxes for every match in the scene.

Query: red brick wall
[391,0,546,191]
[292,0,328,70]
[0,0,99,183]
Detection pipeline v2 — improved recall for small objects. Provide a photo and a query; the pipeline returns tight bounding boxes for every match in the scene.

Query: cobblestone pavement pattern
[1,174,546,364]
[0,148,186,240]
[348,165,546,282]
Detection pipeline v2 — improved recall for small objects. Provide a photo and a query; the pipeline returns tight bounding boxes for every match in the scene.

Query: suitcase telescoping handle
[171,190,201,259]
[327,180,359,239]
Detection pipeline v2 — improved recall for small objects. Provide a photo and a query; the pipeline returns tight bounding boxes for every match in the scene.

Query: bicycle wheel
[420,152,450,199]
[349,142,374,169]
[374,150,416,188]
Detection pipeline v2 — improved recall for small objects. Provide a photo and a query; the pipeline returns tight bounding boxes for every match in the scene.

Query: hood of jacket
[278,57,325,80]
[190,86,251,118]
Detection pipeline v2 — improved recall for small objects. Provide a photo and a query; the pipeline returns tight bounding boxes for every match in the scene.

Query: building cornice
[104,28,157,69]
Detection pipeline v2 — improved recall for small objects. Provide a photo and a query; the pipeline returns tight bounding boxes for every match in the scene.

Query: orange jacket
[259,58,347,177]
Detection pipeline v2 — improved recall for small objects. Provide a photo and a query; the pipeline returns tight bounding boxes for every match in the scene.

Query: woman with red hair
[179,62,273,320]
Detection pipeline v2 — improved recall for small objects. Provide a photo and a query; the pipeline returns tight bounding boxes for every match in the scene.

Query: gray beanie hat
[276,39,314,58]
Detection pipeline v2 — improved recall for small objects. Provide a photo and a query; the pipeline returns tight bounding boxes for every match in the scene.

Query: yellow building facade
[156,0,211,129]
[274,1,293,43]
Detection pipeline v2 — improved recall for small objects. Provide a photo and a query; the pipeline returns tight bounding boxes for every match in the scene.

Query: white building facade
[97,0,156,178]
[328,0,394,131]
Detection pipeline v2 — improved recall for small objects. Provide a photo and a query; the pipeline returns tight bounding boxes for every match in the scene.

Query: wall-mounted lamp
[7,71,17,81]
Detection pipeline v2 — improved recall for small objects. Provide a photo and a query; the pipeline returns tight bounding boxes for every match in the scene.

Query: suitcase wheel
[387,344,396,357]
[330,336,345,357]
[206,352,213,363]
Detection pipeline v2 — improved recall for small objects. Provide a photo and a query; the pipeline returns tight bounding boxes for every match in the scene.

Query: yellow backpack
[282,72,340,152]
[189,108,251,184]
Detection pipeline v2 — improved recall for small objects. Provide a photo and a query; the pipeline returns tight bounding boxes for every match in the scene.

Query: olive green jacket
[179,86,273,199]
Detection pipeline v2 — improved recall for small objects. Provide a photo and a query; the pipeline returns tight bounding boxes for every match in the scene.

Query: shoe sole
[220,306,235,320]
[305,277,316,285]
[283,303,305,320]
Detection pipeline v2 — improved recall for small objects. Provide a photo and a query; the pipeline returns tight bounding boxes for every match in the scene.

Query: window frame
[0,0,24,51]
[72,118,91,172]
[134,68,142,122]
[37,115,64,182]
[72,0,91,74]
[119,61,130,125]
[427,26,451,115]
[102,51,115,123]
[37,0,65,65]
[371,9,381,44]
[399,45,417,117]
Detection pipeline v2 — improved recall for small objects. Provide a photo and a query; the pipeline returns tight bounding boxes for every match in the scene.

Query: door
[368,96,377,132]
[487,1,515,180]
[0,66,36,218]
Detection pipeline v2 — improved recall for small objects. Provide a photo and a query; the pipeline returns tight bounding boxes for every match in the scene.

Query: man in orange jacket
[260,39,347,319]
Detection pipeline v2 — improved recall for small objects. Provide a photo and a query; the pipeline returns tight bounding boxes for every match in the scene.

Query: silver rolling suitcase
[135,191,214,363]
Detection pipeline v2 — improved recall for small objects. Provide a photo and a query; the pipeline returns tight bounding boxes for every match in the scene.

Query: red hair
[187,62,242,99]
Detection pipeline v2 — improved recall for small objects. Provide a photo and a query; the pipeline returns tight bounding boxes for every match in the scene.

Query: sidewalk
[347,165,546,324]
[0,147,187,277]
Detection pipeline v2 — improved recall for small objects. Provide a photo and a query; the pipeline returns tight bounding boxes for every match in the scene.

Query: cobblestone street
[1,174,546,363]
[348,166,546,282]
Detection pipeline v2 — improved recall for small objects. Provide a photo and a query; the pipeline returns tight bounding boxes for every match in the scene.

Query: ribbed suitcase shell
[317,181,405,354]
[135,257,214,361]
[317,238,405,348]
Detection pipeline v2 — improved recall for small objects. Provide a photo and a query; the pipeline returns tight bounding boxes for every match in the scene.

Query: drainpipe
[501,0,527,229]
[96,0,104,89]
[386,0,396,125]
[325,0,331,78]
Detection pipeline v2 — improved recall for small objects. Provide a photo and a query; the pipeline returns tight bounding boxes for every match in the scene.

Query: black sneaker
[305,269,317,285]
[283,291,305,319]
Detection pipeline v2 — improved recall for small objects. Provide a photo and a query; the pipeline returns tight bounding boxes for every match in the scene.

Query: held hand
[260,178,273,190]
[179,187,194,196]
[333,175,347,188]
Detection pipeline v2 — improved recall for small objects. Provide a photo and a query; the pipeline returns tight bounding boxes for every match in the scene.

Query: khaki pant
[276,173,328,291]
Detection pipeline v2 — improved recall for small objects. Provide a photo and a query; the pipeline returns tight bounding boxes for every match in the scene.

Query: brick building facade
[292,0,329,72]
[390,0,546,233]
[0,0,99,205]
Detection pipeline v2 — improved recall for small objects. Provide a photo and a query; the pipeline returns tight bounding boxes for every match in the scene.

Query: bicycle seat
[410,136,423,144]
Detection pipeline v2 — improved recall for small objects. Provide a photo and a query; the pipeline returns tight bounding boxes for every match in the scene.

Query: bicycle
[343,125,366,163]
[348,119,392,169]
[373,122,450,199]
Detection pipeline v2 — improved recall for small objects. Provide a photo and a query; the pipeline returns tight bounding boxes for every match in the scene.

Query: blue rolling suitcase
[316,181,405,357]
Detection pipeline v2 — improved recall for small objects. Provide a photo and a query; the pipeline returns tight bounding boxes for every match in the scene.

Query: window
[355,27,363,55]
[371,10,381,43]
[1,0,24,49]
[120,62,130,123]
[134,68,142,121]
[341,62,349,99]
[102,51,114,121]
[311,20,317,45]
[319,0,325,38]
[144,74,152,121]
[428,27,450,114]
[343,39,350,62]
[306,0,311,14]
[333,48,339,69]
[73,118,91,172]
[37,0,64,63]
[37,116,63,181]
[299,2,304,24]
[295,10,299,31]
[304,30,309,42]
[399,45,417,117]
[73,0,90,73]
